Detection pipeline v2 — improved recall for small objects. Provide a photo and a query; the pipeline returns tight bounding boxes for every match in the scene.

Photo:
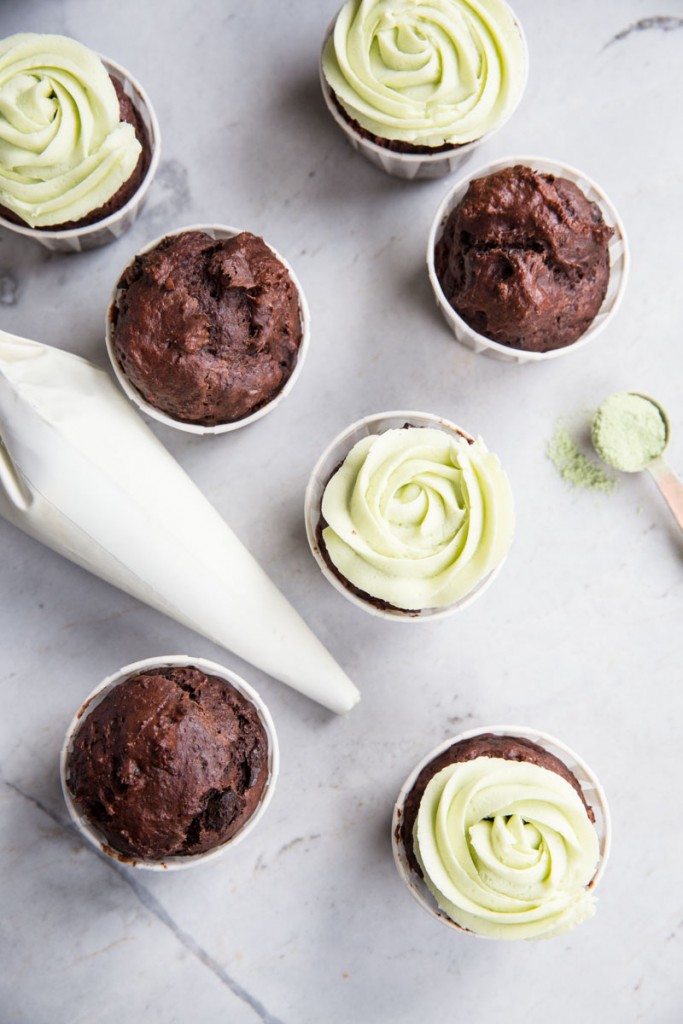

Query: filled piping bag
[0,332,360,714]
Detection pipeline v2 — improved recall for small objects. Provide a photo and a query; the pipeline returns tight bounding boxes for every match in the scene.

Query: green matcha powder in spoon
[591,392,683,530]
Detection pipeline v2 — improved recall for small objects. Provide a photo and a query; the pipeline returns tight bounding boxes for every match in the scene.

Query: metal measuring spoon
[592,392,683,530]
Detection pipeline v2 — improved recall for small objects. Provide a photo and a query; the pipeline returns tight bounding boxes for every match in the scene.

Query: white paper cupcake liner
[106,224,311,434]
[304,410,507,620]
[0,55,161,253]
[60,655,279,871]
[427,156,630,363]
[319,10,528,182]
[392,724,611,935]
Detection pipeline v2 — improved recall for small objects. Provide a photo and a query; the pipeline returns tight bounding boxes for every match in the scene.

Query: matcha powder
[591,392,667,472]
[547,423,617,492]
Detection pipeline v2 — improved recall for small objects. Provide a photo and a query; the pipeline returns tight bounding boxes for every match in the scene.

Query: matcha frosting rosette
[0,33,159,249]
[321,0,527,169]
[393,726,610,940]
[305,411,514,617]
[415,757,598,938]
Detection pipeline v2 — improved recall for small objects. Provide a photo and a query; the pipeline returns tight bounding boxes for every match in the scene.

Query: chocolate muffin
[110,230,304,426]
[435,165,614,352]
[400,732,594,878]
[66,665,270,861]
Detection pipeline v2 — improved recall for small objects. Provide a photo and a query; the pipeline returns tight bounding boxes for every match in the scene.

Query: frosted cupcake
[393,727,610,939]
[320,0,527,179]
[0,33,159,250]
[305,411,514,618]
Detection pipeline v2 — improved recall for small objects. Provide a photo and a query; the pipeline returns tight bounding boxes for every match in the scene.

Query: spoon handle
[647,456,683,531]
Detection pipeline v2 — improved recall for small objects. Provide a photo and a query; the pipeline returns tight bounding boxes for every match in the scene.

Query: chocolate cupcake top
[66,666,270,861]
[0,34,146,229]
[110,230,303,426]
[435,164,614,352]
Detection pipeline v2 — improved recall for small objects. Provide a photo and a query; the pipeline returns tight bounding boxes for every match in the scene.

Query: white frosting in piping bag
[0,331,359,714]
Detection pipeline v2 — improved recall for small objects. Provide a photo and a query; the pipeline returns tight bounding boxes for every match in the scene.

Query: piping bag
[0,332,359,714]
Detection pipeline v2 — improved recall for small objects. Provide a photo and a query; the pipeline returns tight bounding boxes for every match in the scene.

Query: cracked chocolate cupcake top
[110,230,303,425]
[435,165,614,352]
[66,665,270,861]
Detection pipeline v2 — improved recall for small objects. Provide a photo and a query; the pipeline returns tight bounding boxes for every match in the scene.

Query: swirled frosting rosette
[0,33,142,228]
[394,730,608,940]
[320,425,514,611]
[413,754,600,939]
[322,0,527,148]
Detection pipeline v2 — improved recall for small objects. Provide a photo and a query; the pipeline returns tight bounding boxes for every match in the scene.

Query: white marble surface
[1,2,682,1021]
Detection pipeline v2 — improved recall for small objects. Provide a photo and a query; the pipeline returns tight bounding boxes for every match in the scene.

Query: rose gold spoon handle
[647,456,683,531]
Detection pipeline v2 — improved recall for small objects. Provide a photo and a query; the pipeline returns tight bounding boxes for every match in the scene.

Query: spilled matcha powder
[547,423,617,492]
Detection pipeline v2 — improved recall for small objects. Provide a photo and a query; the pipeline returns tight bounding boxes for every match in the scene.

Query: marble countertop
[1,2,682,1022]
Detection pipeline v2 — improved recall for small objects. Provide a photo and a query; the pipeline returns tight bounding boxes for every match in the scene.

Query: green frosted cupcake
[320,0,527,178]
[393,726,610,940]
[0,33,159,250]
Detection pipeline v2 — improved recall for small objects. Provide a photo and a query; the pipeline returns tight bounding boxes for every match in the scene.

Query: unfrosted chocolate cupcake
[65,663,272,862]
[434,165,614,352]
[109,229,306,428]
